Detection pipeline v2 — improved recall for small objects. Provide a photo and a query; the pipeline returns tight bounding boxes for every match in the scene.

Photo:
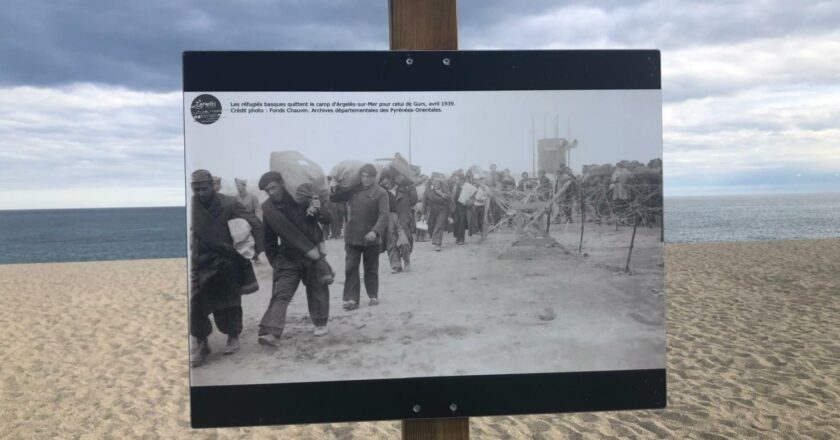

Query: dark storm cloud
[3,0,839,93]
[0,0,388,91]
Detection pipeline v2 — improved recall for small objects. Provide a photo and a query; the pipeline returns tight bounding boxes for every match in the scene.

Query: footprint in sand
[399,311,414,324]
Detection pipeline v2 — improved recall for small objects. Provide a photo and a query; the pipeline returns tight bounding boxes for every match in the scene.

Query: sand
[2,238,839,439]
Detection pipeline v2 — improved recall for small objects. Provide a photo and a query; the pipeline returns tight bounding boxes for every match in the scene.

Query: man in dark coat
[423,174,453,252]
[324,176,346,239]
[451,173,468,245]
[189,169,264,367]
[257,171,333,346]
[555,166,577,223]
[330,163,389,310]
[382,173,419,272]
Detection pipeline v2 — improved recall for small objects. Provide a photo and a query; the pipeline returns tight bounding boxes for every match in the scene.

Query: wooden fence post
[389,1,467,439]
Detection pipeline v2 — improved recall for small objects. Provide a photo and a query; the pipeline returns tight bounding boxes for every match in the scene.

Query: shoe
[313,326,329,337]
[258,334,281,348]
[190,338,210,367]
[343,300,359,311]
[456,241,465,245]
[369,298,379,306]
[403,262,411,272]
[434,245,441,252]
[222,336,240,355]
[391,267,403,274]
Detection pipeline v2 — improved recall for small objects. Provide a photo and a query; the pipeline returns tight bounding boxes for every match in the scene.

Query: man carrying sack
[189,169,264,367]
[257,171,334,345]
[330,163,389,310]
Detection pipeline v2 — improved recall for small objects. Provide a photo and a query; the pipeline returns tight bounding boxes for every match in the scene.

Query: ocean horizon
[1,192,838,264]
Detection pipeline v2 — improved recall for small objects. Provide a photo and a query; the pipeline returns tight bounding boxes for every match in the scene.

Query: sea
[0,207,186,265]
[0,193,838,264]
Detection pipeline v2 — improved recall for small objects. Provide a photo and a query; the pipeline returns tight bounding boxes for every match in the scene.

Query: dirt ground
[190,221,665,386]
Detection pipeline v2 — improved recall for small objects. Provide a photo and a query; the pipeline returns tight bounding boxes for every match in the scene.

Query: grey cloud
[3,1,840,92]
[461,1,840,50]
[0,86,183,190]
[0,0,388,91]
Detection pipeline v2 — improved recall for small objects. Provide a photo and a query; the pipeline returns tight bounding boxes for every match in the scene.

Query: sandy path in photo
[191,226,664,386]
[2,238,838,438]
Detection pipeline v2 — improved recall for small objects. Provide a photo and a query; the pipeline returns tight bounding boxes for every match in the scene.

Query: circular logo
[190,94,222,125]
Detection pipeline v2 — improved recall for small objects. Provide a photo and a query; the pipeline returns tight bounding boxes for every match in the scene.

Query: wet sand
[2,238,838,438]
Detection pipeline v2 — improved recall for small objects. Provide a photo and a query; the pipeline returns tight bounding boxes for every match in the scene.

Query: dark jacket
[393,184,419,231]
[261,194,332,266]
[190,193,264,311]
[331,184,390,246]
[423,180,453,213]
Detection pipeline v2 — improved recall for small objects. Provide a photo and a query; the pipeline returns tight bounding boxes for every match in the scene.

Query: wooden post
[389,0,458,50]
[402,418,470,440]
[624,217,638,274]
[578,188,585,253]
[480,188,490,242]
[390,1,467,439]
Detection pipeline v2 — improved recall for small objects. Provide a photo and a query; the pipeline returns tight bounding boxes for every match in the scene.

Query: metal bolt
[449,403,458,412]
[406,58,414,66]
[442,58,451,66]
[412,404,421,413]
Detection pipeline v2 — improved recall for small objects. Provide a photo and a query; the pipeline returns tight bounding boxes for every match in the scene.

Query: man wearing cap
[256,171,333,346]
[330,163,389,310]
[189,169,264,367]
[235,178,262,220]
[423,174,453,251]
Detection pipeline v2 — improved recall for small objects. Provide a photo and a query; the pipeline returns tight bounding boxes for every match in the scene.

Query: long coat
[190,193,264,313]
[330,184,390,247]
[393,184,419,232]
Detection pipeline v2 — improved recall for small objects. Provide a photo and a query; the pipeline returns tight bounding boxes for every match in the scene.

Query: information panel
[184,51,665,427]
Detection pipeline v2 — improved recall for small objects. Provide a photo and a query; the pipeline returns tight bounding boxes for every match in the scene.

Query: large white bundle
[457,182,478,204]
[329,160,366,193]
[269,151,329,204]
[227,218,255,259]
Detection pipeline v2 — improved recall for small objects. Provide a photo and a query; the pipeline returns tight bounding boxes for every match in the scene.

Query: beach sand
[2,238,838,438]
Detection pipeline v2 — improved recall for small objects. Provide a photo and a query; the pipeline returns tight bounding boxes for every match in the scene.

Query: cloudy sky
[1,0,838,209]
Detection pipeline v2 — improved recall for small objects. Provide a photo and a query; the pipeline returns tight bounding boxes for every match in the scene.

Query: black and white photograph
[185,89,665,388]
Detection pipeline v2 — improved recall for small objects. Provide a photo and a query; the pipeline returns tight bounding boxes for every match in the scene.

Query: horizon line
[2,190,839,211]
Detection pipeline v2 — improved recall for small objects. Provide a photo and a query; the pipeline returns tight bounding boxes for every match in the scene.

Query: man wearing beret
[330,163,390,311]
[234,178,261,220]
[189,169,264,367]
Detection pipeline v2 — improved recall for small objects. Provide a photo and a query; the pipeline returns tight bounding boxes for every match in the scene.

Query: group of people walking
[188,164,407,368]
[188,159,655,368]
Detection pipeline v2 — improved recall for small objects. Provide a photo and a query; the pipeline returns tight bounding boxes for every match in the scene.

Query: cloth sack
[329,160,366,193]
[227,218,256,260]
[269,151,330,204]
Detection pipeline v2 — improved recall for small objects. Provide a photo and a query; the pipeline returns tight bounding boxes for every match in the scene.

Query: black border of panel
[191,369,666,428]
[183,50,660,92]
